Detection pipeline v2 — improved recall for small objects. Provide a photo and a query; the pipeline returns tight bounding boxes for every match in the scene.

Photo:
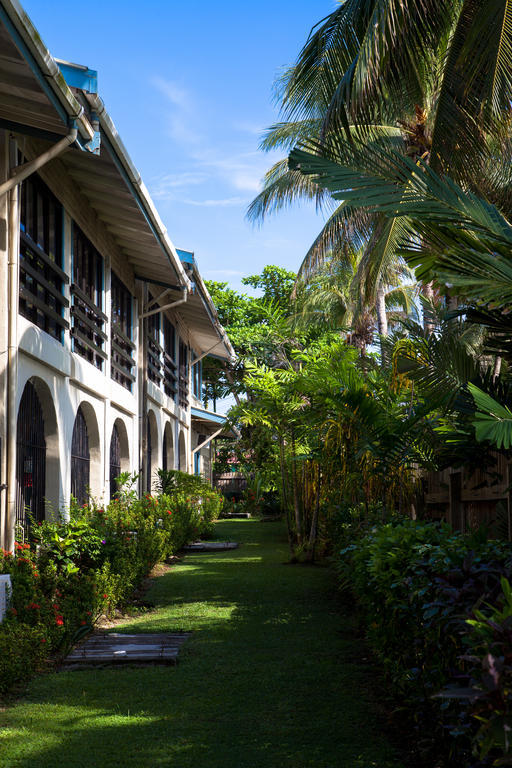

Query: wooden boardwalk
[182,541,239,551]
[64,632,191,667]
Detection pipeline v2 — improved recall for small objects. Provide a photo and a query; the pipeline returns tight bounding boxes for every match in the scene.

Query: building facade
[0,0,235,549]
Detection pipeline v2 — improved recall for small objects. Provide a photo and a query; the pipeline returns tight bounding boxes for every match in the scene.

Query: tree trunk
[279,437,294,555]
[375,284,388,364]
[494,356,502,381]
[307,462,321,562]
[291,429,302,545]
[422,282,435,335]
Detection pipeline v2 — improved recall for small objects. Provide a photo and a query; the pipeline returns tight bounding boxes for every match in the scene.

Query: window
[147,295,163,386]
[71,406,89,506]
[19,173,69,341]
[71,225,106,369]
[163,316,177,397]
[192,354,202,400]
[111,273,136,391]
[109,424,121,500]
[178,340,189,409]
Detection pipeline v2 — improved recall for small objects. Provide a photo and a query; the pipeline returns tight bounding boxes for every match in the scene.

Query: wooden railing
[111,323,136,390]
[70,283,107,370]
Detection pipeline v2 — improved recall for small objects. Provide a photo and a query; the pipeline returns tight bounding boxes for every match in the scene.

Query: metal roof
[0,0,238,361]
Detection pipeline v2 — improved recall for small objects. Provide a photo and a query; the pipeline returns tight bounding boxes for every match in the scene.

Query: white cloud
[150,172,208,199]
[182,196,247,207]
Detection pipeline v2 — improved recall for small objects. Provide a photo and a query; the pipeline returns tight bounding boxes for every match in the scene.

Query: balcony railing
[111,323,136,390]
[70,283,107,369]
[19,232,69,341]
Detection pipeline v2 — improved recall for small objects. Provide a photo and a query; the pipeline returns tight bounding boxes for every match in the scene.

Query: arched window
[109,424,121,500]
[16,381,46,530]
[71,406,90,506]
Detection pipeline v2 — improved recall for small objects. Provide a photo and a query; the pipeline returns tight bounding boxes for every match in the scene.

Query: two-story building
[0,0,235,549]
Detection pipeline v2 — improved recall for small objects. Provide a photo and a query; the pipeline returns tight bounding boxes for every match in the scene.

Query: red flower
[80,620,87,626]
[53,604,60,610]
[33,571,39,578]
[102,594,108,599]
[167,510,172,515]
[55,618,64,626]
[40,638,46,644]
[10,607,17,616]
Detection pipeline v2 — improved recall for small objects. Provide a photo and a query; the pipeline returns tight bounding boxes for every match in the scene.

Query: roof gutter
[85,92,191,291]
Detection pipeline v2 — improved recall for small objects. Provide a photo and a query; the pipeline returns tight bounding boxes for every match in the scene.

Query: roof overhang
[191,406,238,439]
[0,0,190,290]
[176,251,236,362]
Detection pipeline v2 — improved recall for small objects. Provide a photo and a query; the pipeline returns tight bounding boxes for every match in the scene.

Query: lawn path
[0,520,404,768]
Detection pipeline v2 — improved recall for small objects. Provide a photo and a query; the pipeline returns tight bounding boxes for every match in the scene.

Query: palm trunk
[291,428,302,545]
[375,284,388,364]
[279,437,294,555]
[307,462,321,562]
[422,282,435,335]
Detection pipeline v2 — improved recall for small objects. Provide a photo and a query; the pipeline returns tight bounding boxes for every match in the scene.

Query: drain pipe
[4,127,77,550]
[0,128,77,197]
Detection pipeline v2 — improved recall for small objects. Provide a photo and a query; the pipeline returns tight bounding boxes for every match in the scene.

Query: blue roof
[177,248,194,265]
[57,60,98,94]
[191,407,227,425]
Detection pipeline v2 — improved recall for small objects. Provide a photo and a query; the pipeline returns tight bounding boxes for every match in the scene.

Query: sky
[21,0,335,294]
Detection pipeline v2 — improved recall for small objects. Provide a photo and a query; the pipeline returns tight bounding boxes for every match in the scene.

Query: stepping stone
[64,632,191,667]
[182,541,239,552]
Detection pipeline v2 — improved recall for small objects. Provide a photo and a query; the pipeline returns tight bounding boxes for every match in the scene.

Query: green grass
[0,520,404,767]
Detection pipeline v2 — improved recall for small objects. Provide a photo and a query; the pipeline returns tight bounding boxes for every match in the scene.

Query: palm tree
[249,0,512,341]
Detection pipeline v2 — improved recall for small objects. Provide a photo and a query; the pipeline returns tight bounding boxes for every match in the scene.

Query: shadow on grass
[0,520,404,768]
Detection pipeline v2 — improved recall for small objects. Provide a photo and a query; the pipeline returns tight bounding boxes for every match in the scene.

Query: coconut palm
[249,0,512,344]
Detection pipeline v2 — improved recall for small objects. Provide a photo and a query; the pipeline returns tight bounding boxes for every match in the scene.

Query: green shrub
[0,621,48,694]
[335,512,512,766]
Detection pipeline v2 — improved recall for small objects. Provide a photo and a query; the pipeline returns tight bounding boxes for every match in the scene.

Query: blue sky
[22,0,334,292]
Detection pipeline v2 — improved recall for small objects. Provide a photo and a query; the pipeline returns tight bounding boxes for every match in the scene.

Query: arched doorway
[16,381,46,530]
[71,406,89,506]
[109,423,121,500]
[178,429,187,473]
[109,418,130,500]
[162,422,174,472]
[146,411,158,492]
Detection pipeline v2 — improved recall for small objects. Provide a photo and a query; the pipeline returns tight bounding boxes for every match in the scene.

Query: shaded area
[0,520,404,768]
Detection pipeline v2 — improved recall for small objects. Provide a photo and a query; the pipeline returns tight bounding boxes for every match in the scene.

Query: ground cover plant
[0,471,222,695]
[0,519,404,768]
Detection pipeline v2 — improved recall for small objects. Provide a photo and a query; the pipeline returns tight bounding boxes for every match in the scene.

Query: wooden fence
[423,451,511,538]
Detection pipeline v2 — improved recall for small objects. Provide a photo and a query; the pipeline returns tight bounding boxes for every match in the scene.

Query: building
[0,0,235,549]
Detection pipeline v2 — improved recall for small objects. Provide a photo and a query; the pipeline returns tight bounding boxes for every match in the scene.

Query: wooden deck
[64,632,191,667]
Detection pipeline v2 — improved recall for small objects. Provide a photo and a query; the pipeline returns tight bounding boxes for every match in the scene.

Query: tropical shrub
[0,470,221,696]
[335,513,512,766]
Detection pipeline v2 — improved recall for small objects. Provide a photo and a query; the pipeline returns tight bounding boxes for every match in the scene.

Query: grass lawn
[0,519,404,768]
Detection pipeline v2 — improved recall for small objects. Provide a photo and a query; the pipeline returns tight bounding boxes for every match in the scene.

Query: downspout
[4,127,77,550]
[0,128,77,197]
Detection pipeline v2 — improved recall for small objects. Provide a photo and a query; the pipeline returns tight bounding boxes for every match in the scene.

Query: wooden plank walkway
[182,541,239,551]
[64,632,191,667]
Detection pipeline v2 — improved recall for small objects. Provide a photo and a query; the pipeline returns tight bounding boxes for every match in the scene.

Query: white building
[0,0,235,549]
